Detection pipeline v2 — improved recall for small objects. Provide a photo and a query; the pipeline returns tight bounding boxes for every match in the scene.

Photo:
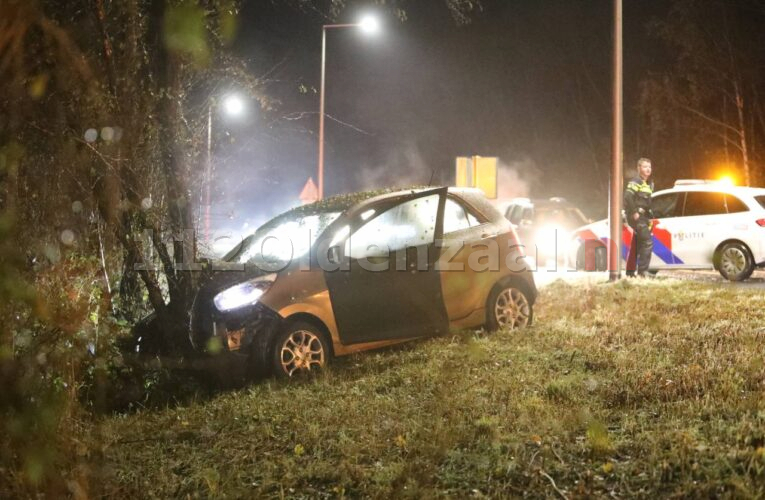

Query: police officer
[624,158,654,277]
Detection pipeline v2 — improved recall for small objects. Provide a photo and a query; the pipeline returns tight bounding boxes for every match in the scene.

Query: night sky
[209,0,672,247]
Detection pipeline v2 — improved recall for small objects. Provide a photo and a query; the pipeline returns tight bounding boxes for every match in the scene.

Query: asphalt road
[533,267,765,289]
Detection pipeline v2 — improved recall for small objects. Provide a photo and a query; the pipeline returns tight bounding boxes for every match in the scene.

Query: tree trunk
[734,83,751,186]
[149,0,198,354]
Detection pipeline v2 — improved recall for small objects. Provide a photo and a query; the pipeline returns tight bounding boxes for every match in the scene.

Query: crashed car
[180,187,536,378]
[572,180,765,280]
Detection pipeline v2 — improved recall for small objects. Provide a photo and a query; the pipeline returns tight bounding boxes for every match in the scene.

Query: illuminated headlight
[213,274,276,312]
[535,225,571,255]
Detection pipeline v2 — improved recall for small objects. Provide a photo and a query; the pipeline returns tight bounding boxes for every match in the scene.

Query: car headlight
[213,274,276,312]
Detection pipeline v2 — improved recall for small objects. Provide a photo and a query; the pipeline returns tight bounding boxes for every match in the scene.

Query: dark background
[206,0,737,246]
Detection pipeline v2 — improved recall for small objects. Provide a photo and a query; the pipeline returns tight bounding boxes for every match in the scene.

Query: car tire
[575,245,586,271]
[594,247,607,272]
[486,282,533,331]
[717,242,755,281]
[272,321,330,378]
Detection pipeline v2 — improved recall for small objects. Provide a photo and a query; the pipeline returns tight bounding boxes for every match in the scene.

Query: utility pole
[609,0,623,281]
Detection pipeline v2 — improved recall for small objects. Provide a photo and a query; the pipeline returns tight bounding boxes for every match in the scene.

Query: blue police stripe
[651,235,684,264]
[614,235,684,265]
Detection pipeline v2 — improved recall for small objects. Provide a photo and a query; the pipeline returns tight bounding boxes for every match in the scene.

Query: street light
[222,94,245,116]
[317,15,380,200]
[203,93,246,242]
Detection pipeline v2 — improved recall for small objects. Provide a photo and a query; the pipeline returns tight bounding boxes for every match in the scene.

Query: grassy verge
[95,279,765,498]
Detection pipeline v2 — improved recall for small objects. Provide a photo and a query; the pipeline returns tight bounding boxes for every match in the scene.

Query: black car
[503,197,589,267]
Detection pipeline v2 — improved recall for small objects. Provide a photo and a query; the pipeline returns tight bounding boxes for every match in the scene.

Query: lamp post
[203,93,245,242]
[609,0,623,281]
[317,15,379,200]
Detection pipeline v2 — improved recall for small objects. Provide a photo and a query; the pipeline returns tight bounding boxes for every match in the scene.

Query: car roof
[655,183,765,198]
[506,197,578,209]
[295,186,504,224]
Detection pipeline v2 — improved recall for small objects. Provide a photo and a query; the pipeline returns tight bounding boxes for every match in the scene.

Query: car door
[646,191,685,267]
[672,191,728,266]
[324,188,449,345]
[438,196,491,321]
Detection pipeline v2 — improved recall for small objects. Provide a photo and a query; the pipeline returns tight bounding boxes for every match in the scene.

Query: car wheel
[272,322,330,378]
[486,283,533,331]
[717,242,754,281]
[595,247,607,272]
[575,245,586,271]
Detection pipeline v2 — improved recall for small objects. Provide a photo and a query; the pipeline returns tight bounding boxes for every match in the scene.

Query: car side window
[443,199,471,234]
[443,198,482,234]
[506,205,523,225]
[348,194,438,259]
[651,193,682,218]
[724,194,748,213]
[522,207,533,223]
[682,192,727,217]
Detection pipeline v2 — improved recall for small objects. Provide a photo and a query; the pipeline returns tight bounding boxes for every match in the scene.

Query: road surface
[532,267,765,289]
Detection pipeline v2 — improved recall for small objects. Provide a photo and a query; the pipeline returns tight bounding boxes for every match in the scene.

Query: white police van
[572,180,765,281]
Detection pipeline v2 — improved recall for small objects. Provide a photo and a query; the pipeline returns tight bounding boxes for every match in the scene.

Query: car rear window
[724,194,749,213]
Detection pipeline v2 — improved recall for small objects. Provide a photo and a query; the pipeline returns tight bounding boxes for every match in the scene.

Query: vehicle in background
[502,197,590,268]
[161,187,537,379]
[572,180,765,280]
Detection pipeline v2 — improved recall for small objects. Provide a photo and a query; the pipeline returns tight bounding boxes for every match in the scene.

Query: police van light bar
[674,179,731,186]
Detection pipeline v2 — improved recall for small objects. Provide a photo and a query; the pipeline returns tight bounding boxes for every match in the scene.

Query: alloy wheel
[494,288,531,329]
[279,329,326,377]
[720,246,746,277]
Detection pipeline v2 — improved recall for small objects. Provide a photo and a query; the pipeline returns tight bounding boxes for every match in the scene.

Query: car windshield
[223,209,342,265]
[535,207,588,229]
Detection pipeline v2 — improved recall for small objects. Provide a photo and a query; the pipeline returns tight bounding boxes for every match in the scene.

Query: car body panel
[440,191,529,324]
[258,267,340,343]
[324,188,450,344]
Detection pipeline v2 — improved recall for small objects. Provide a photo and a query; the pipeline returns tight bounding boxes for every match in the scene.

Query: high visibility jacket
[624,176,653,226]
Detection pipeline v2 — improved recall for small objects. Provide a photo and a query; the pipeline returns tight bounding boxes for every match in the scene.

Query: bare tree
[639,0,765,185]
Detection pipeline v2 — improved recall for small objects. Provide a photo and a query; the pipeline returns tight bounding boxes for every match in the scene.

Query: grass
[91,278,765,498]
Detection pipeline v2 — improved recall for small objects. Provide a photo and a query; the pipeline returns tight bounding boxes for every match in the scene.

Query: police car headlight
[213,274,276,312]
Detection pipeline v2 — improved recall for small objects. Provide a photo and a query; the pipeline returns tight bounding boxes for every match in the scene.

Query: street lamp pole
[318,26,328,201]
[609,0,623,281]
[204,102,213,243]
[201,94,245,243]
[317,18,379,200]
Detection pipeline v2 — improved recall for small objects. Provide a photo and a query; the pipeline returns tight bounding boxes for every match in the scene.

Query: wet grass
[94,279,765,498]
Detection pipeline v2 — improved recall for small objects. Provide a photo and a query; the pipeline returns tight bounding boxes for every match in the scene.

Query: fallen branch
[540,470,568,500]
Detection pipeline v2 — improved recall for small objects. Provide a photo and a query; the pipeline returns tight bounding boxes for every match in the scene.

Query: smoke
[353,143,540,205]
[355,141,436,191]
[495,157,538,200]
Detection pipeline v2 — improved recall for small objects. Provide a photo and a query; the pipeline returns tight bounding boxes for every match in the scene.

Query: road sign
[300,177,319,204]
[455,156,497,199]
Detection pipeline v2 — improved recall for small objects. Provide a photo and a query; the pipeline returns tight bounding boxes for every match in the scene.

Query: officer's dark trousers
[626,222,653,275]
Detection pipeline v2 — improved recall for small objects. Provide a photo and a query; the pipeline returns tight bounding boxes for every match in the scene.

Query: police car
[572,180,765,281]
